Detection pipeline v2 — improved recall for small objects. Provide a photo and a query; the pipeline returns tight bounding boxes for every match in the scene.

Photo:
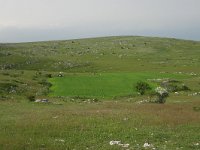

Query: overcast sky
[0,0,200,43]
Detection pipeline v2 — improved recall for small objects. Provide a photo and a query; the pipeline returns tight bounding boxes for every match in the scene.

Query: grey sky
[0,0,200,42]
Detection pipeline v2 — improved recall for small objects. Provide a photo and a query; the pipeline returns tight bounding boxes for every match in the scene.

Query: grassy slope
[0,36,200,149]
[1,36,200,73]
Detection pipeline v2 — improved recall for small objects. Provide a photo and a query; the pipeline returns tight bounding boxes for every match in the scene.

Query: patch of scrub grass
[49,72,188,99]
[0,101,199,150]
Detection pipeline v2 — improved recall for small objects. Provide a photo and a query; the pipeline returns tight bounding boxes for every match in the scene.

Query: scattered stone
[136,99,149,104]
[83,98,99,103]
[123,117,128,121]
[188,92,200,96]
[58,72,63,77]
[143,142,153,148]
[53,116,59,119]
[35,99,49,103]
[109,140,129,148]
[55,139,65,142]
[175,92,179,95]
[147,78,169,83]
[119,143,130,148]
[190,72,197,76]
[110,141,121,145]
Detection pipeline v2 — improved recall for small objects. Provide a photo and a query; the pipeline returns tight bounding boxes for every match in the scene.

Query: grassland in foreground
[0,100,200,150]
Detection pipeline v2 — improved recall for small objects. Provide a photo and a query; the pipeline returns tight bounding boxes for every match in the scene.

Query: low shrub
[161,80,190,92]
[181,84,190,91]
[0,83,18,93]
[38,79,52,87]
[27,95,35,102]
[135,81,151,95]
[45,74,52,78]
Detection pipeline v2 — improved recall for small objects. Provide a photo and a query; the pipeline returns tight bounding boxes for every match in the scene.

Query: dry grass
[0,99,200,149]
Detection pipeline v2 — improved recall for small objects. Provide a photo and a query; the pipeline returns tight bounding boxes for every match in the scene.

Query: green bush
[135,81,151,95]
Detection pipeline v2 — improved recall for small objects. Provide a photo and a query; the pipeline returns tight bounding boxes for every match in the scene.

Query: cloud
[0,0,200,42]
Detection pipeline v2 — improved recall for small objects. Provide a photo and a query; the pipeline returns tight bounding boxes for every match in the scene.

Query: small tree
[135,81,151,95]
[155,87,169,103]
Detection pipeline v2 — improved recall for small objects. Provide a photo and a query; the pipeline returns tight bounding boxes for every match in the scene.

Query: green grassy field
[49,72,188,99]
[0,36,200,149]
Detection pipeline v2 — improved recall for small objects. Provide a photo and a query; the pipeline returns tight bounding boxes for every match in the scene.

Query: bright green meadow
[49,73,188,98]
